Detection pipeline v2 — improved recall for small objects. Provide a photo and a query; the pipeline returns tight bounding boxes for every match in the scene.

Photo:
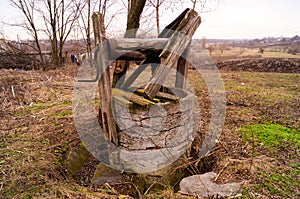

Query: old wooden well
[89,8,201,173]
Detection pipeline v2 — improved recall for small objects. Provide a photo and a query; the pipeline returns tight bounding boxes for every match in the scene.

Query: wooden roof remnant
[144,9,201,99]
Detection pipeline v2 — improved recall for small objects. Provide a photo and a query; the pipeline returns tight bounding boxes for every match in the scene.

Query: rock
[179,172,243,198]
[91,163,123,186]
[65,145,90,176]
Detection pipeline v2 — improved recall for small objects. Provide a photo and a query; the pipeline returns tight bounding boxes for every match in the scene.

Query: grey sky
[0,0,299,40]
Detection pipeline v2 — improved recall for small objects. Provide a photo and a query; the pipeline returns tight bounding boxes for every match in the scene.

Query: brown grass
[0,62,299,198]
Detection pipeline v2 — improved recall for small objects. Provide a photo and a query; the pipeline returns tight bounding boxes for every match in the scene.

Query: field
[0,55,299,198]
[210,46,300,60]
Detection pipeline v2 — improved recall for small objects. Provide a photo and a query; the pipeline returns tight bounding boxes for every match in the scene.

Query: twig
[144,181,158,195]
[218,140,229,153]
[121,182,142,198]
[104,183,118,195]
[11,85,16,99]
[214,162,229,182]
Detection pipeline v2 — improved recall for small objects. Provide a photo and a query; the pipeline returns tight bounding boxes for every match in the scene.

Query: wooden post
[92,12,118,145]
[144,9,201,99]
[175,41,191,89]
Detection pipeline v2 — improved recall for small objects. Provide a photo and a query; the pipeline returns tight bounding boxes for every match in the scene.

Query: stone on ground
[179,172,243,197]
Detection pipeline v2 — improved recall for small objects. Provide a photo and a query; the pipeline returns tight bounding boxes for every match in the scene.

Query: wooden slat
[135,89,178,102]
[112,95,133,106]
[158,8,190,38]
[92,12,118,145]
[156,92,179,102]
[113,88,155,107]
[144,9,201,99]
[114,38,168,50]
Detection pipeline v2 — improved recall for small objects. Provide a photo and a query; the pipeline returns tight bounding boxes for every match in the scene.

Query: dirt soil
[217,58,300,73]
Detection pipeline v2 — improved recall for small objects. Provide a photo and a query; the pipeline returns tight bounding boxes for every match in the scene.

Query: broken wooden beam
[112,94,134,107]
[144,9,201,99]
[114,38,168,50]
[112,88,155,107]
[158,8,190,38]
[135,89,179,102]
[92,12,118,145]
[175,41,191,89]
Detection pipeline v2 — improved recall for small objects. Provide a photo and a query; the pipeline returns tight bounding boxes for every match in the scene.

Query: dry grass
[0,62,299,198]
[0,65,116,198]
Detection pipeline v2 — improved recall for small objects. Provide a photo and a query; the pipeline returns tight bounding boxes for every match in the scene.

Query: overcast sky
[0,0,299,40]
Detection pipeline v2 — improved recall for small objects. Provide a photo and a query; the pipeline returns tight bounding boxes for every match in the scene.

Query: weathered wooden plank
[113,88,155,107]
[158,8,190,38]
[92,12,106,44]
[114,38,168,50]
[92,12,118,145]
[114,51,147,60]
[112,95,133,106]
[144,9,201,99]
[175,41,191,89]
[111,49,161,61]
[112,60,127,88]
[156,92,179,102]
[135,89,179,102]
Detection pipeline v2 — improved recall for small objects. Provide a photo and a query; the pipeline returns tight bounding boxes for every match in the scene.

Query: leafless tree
[77,0,93,55]
[111,0,147,87]
[76,0,125,55]
[9,0,45,65]
[190,0,220,13]
[125,0,147,38]
[146,0,167,36]
[39,0,85,67]
[9,0,85,67]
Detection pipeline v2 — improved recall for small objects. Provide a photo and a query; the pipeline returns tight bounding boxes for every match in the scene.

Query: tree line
[8,0,217,69]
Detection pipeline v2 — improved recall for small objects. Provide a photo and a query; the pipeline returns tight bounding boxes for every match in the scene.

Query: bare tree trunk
[155,0,160,35]
[112,0,147,87]
[125,0,147,38]
[48,0,59,67]
[86,0,92,54]
[58,0,65,66]
[45,0,84,67]
[148,0,167,36]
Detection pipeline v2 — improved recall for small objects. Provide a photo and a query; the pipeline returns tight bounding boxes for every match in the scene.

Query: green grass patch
[57,101,72,106]
[241,123,300,149]
[20,101,72,115]
[256,167,299,198]
[242,165,300,198]
[92,100,101,106]
[51,110,72,118]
